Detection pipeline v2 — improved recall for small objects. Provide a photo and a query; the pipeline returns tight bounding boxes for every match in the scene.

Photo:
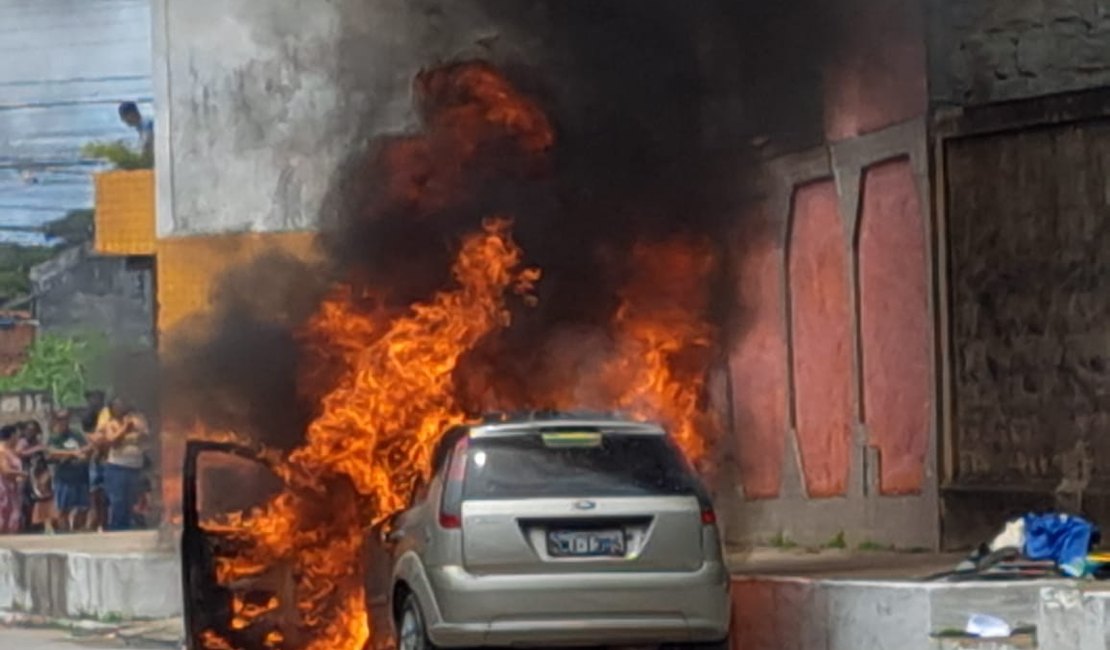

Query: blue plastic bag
[1023,513,1095,577]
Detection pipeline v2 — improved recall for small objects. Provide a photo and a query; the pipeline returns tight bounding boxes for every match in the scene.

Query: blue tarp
[1023,513,1096,577]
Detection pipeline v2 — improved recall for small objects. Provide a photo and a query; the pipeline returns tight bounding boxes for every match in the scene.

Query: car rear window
[462,432,701,499]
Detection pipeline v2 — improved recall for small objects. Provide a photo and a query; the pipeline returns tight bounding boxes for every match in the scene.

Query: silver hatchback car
[366,413,731,650]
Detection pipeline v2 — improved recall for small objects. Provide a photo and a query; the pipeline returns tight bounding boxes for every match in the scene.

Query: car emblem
[573,500,597,511]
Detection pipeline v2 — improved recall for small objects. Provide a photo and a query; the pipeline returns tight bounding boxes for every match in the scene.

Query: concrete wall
[30,245,155,350]
[0,391,52,428]
[152,0,541,238]
[929,0,1110,106]
[724,120,938,550]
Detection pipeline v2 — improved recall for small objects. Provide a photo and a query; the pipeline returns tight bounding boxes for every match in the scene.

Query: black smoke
[163,0,847,451]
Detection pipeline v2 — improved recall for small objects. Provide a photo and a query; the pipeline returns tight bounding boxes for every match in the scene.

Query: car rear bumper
[424,562,731,647]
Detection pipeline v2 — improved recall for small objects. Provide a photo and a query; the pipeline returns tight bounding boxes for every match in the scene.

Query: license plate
[547,529,625,557]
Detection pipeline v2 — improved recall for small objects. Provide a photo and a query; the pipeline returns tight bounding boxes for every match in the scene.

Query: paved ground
[0,627,168,649]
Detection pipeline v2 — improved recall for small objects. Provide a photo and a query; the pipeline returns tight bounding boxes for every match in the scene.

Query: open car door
[182,440,290,649]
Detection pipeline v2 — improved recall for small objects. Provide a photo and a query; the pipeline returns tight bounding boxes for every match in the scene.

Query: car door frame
[181,439,279,649]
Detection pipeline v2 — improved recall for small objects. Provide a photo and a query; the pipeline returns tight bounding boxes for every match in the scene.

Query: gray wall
[929,0,1110,106]
[153,0,540,238]
[31,245,155,349]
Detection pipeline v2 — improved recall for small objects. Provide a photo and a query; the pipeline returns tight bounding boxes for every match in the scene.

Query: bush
[0,244,56,301]
[82,140,152,170]
[0,332,108,407]
[44,209,94,246]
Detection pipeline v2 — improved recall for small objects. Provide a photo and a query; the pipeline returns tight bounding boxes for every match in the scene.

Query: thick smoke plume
[169,2,861,648]
[164,0,845,454]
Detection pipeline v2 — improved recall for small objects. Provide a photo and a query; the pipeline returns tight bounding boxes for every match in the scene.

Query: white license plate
[547,529,625,557]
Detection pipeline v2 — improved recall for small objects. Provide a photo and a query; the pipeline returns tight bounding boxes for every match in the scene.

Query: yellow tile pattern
[156,231,319,339]
[93,170,156,255]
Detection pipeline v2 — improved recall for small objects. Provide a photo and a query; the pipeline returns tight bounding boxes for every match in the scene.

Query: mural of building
[99,0,1108,546]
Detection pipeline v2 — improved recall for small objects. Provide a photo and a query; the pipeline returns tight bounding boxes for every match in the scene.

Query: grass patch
[857,540,895,552]
[768,531,797,549]
[824,531,847,550]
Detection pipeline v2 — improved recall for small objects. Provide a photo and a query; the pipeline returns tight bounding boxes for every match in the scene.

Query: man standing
[117,101,153,162]
[95,398,149,532]
[47,410,90,532]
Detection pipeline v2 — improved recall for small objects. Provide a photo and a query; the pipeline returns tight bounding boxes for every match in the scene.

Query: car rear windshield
[462,432,701,499]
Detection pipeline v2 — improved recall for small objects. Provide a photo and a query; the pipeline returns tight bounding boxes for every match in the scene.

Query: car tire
[396,593,435,650]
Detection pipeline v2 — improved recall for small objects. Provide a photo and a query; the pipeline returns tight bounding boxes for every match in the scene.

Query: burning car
[182,412,730,650]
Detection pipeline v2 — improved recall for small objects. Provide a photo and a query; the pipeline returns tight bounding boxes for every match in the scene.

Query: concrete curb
[731,576,1072,650]
[0,546,181,619]
[0,611,183,647]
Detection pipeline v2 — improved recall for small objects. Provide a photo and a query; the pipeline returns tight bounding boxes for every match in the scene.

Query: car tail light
[439,436,469,529]
[700,506,717,526]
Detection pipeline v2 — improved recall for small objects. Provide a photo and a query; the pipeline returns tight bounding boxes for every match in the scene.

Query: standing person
[46,410,90,532]
[0,426,26,534]
[15,421,46,532]
[117,102,154,161]
[82,391,109,531]
[95,398,149,531]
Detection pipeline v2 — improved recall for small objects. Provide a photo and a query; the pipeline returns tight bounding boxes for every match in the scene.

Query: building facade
[126,0,1110,547]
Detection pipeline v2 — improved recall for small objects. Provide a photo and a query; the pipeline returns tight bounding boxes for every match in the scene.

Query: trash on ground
[928,511,1102,581]
[965,613,1012,638]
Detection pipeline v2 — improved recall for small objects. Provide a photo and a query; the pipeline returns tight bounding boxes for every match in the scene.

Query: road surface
[0,626,169,649]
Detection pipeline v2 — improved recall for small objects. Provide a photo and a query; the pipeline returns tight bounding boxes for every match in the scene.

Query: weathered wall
[943,113,1110,542]
[0,391,51,428]
[31,246,155,350]
[929,0,1110,106]
[153,0,543,238]
[725,120,937,549]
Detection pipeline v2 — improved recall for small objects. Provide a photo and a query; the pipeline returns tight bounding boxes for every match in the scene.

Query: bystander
[93,398,149,531]
[47,410,91,532]
[82,390,109,531]
[15,420,49,533]
[0,425,25,534]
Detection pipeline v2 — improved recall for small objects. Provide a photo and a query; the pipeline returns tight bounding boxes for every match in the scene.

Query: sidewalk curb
[0,610,183,647]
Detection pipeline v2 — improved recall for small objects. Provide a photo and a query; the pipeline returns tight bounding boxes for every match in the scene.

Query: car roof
[468,412,666,439]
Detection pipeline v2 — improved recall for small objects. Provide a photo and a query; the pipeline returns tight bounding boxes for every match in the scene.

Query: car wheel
[397,593,434,650]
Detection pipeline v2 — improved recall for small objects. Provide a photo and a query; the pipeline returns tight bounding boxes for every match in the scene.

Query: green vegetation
[768,531,797,550]
[98,611,125,624]
[0,332,108,407]
[824,531,848,550]
[0,209,95,304]
[0,243,56,301]
[43,208,94,245]
[857,540,895,552]
[82,140,152,170]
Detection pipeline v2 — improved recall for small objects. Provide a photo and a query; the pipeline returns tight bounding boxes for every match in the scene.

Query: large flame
[193,62,720,650]
[202,219,536,649]
[602,239,720,462]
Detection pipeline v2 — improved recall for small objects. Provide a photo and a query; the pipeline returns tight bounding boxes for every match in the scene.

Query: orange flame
[603,238,720,462]
[194,62,720,650]
[202,219,536,649]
